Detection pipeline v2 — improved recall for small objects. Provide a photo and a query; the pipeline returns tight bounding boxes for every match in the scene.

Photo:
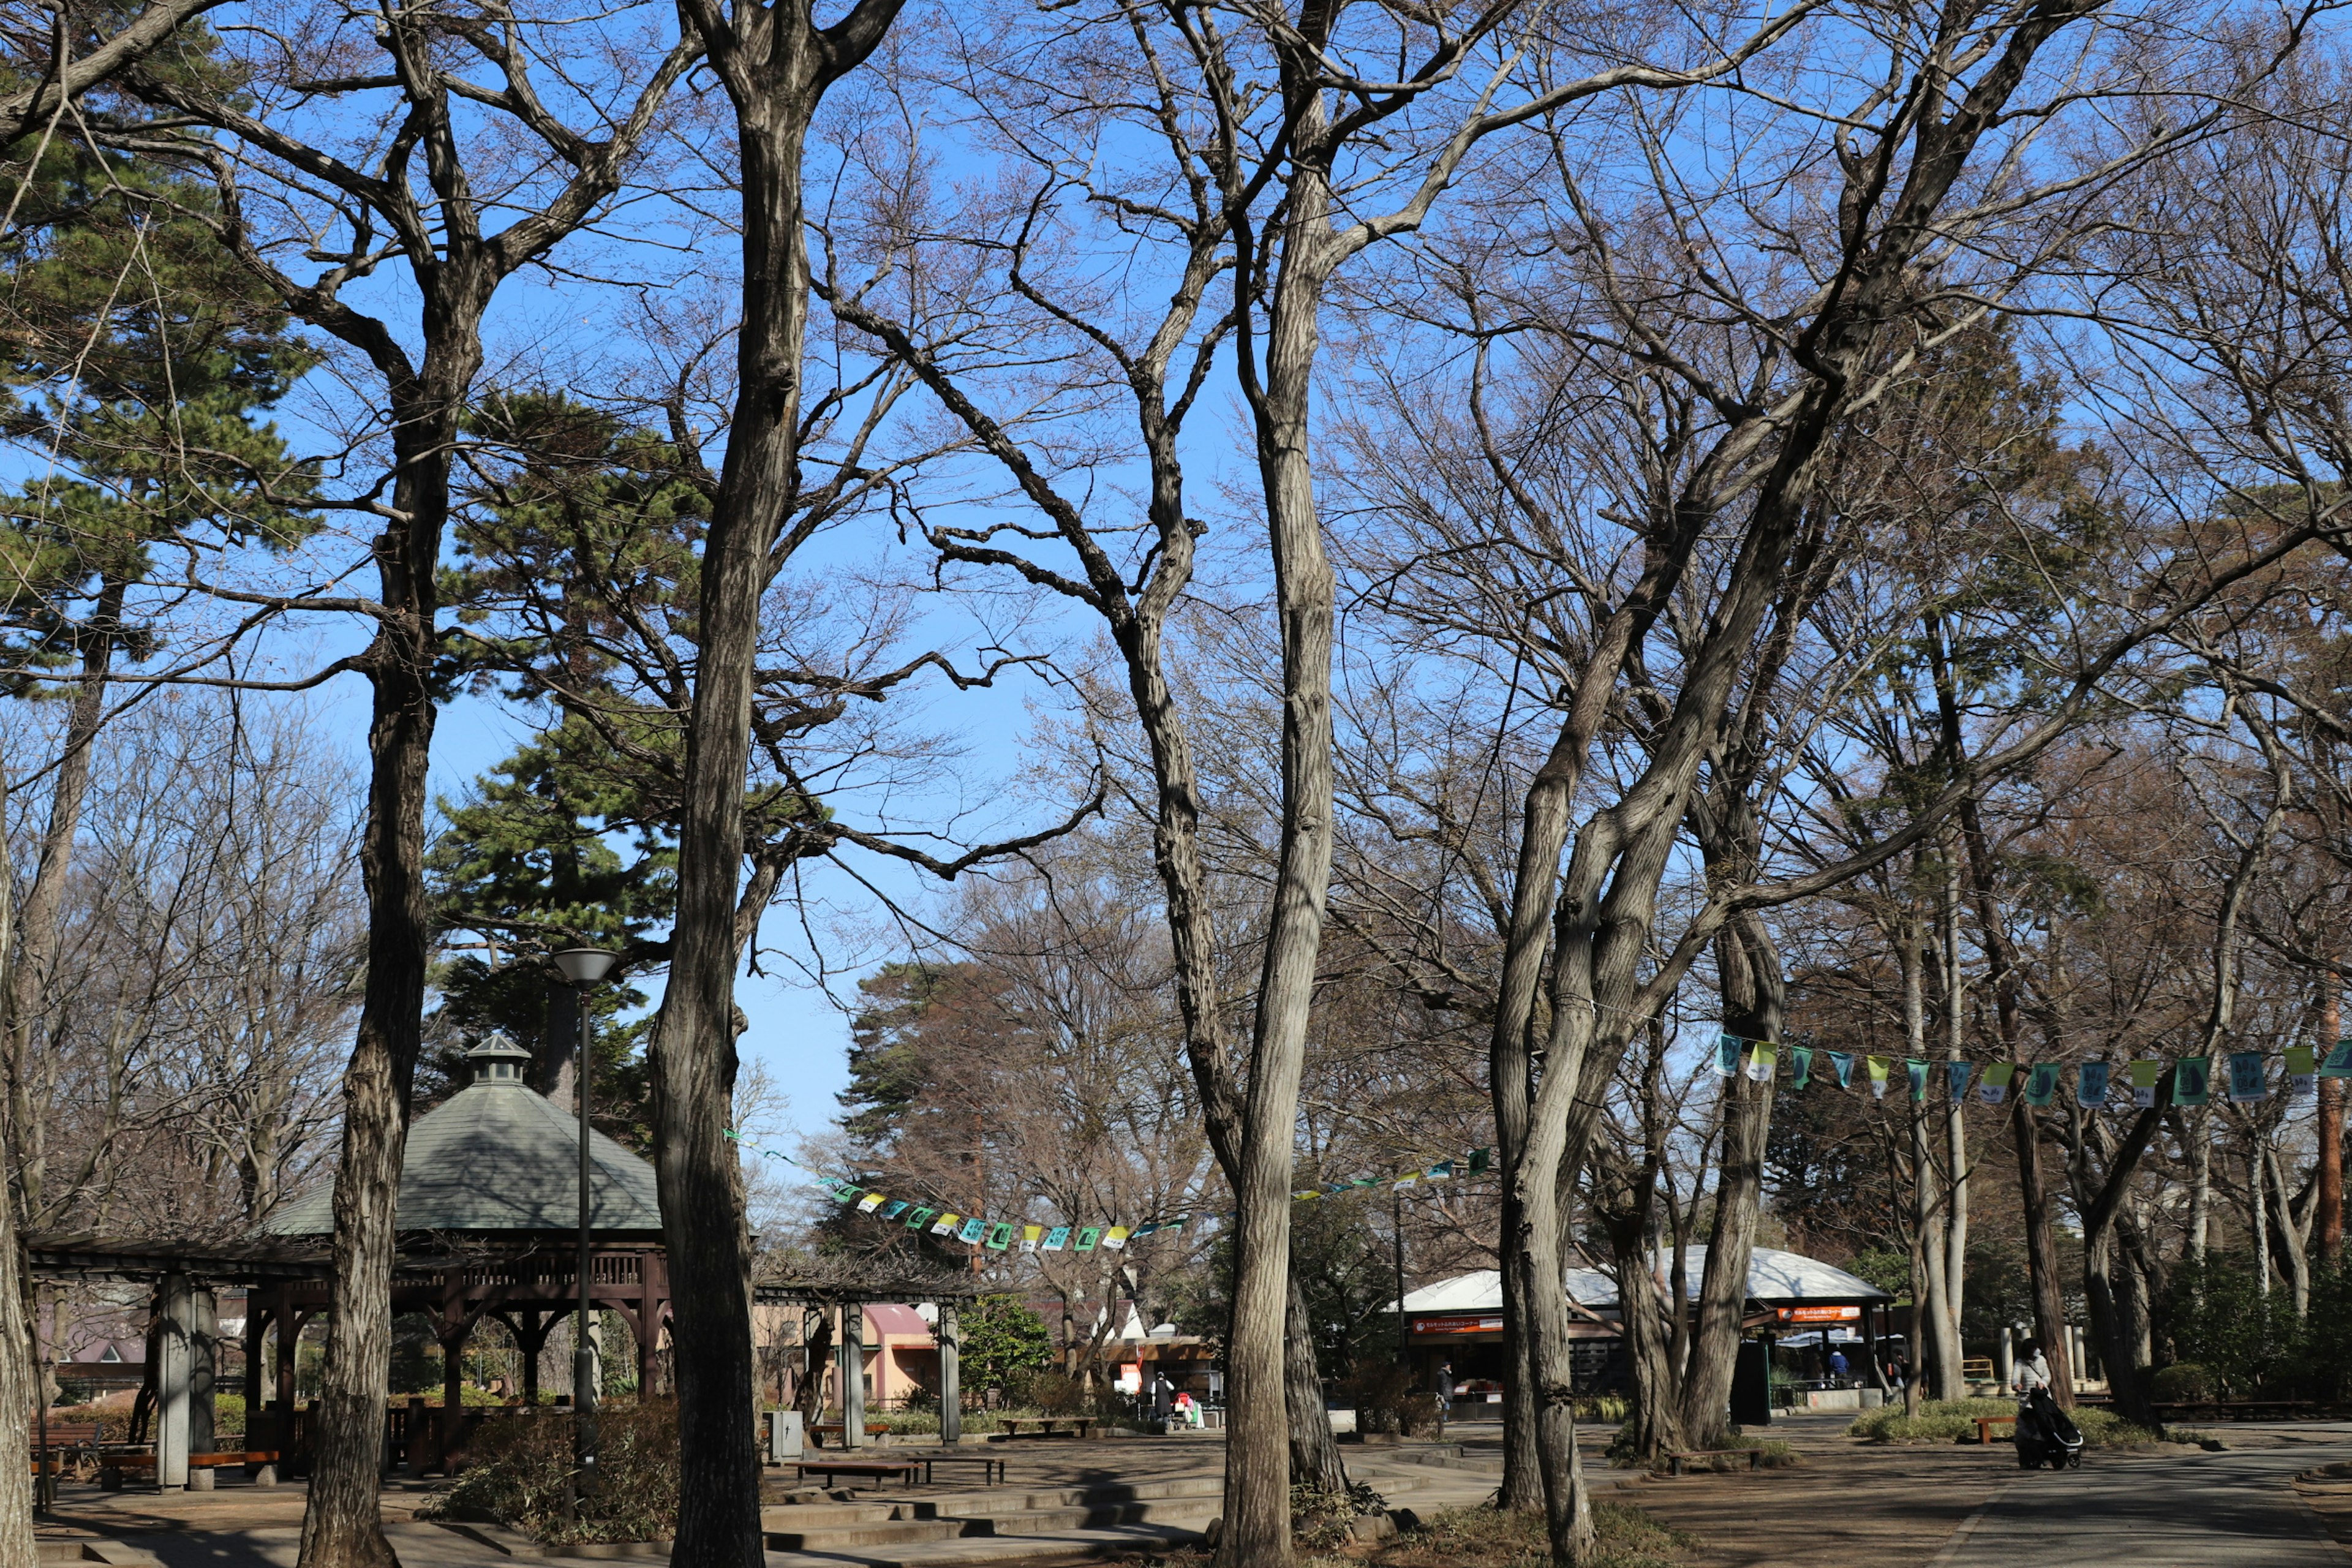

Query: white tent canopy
[1398,1246,1893,1315]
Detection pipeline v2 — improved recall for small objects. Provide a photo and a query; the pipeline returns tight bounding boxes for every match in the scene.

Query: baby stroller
[2013,1387,2084,1469]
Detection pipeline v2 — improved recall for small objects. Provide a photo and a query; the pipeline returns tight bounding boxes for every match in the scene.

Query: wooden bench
[995,1415,1100,1439]
[794,1457,929,1490]
[96,1449,280,1485]
[29,1420,103,1453]
[806,1421,891,1448]
[1665,1448,1764,1476]
[1974,1415,2017,1444]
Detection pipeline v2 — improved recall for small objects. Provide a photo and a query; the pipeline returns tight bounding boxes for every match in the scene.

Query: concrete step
[765,1518,991,1552]
[767,1521,1215,1568]
[962,1499,1221,1533]
[761,1503,910,1528]
[922,1474,1224,1514]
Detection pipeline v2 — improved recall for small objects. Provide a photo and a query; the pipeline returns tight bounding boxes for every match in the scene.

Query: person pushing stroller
[2011,1338,2084,1469]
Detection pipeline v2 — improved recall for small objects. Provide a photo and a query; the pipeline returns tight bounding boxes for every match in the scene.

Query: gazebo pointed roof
[259,1036,664,1240]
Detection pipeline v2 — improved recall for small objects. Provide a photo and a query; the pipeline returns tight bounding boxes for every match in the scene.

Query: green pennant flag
[1947,1060,1974,1101]
[985,1222,1014,1251]
[2174,1057,2211,1107]
[1827,1051,1855,1088]
[2288,1045,2318,1098]
[1790,1046,1813,1090]
[1716,1034,1744,1076]
[1074,1227,1101,1252]
[1906,1059,1930,1102]
[2024,1063,2060,1107]
[2324,1039,2352,1078]
[832,1185,864,1205]
[1468,1147,1491,1175]
[905,1205,937,1231]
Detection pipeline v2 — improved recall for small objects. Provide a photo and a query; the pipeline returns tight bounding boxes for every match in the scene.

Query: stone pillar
[157,1275,194,1490]
[841,1306,866,1449]
[938,1303,961,1445]
[190,1287,217,1458]
[1996,1325,2015,1389]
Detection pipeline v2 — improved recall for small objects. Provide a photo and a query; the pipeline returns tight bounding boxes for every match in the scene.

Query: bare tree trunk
[656,9,902,1565]
[0,733,39,1561]
[1681,916,1780,1442]
[2187,1110,2212,1264]
[1897,920,1957,1401]
[1934,854,1967,1360]
[2010,1096,2073,1411]
[4,577,121,1226]
[2323,971,2343,1260]
[2264,1143,2312,1316]
[301,369,469,1568]
[1285,1278,1346,1493]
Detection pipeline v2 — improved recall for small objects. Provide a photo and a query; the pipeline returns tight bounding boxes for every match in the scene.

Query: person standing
[1434,1360,1454,1417]
[1827,1346,1850,1387]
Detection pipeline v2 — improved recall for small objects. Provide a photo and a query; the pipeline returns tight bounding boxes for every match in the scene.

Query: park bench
[1664,1448,1765,1476]
[1974,1415,2017,1445]
[96,1449,281,1488]
[995,1415,1101,1439]
[793,1457,930,1491]
[807,1420,892,1447]
[28,1420,102,1455]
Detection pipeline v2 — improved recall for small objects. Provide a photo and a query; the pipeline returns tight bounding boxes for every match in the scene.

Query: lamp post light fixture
[552,946,619,1512]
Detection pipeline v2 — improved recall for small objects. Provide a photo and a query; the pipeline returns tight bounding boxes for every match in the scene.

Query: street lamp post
[552,946,619,1512]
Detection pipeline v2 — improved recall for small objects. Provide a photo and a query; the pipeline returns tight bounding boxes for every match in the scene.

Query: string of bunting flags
[1712,1031,2352,1108]
[724,1129,1492,1252]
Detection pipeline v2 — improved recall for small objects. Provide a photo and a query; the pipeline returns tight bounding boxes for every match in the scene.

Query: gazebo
[245,1036,673,1469]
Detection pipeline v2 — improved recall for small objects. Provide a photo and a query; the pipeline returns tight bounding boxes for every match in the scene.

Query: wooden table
[995,1416,1101,1439]
[794,1457,931,1490]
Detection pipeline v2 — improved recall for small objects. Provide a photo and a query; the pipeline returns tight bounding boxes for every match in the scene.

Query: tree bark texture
[1285,1276,1348,1493]
[3,579,120,1228]
[1681,916,1780,1441]
[2010,1098,2073,1409]
[655,9,903,1564]
[0,735,39,1560]
[2323,976,2342,1259]
[300,345,473,1568]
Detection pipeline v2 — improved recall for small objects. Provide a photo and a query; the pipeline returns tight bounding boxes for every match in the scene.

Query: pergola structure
[755,1281,979,1448]
[32,1038,675,1483]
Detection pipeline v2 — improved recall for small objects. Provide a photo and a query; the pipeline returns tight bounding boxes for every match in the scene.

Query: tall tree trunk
[2187,1109,2212,1264]
[300,377,467,1568]
[2322,968,2343,1259]
[1285,1278,1347,1492]
[2009,1096,2073,1411]
[1681,916,1779,1442]
[655,10,903,1564]
[1896,917,1958,1401]
[1939,854,1969,1363]
[1218,112,1344,1565]
[0,733,39,1561]
[4,576,121,1227]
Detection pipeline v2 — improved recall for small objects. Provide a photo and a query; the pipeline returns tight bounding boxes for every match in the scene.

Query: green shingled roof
[260,1038,663,1239]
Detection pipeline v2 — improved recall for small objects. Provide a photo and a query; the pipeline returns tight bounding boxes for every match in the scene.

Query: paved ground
[1942,1446,2351,1567]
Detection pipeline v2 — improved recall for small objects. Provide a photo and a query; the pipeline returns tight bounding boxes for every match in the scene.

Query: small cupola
[466,1031,533,1086]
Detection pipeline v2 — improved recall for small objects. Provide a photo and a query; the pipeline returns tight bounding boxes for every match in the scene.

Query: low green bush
[2150,1363,2212,1402]
[1846,1397,2158,1448]
[418,1402,680,1545]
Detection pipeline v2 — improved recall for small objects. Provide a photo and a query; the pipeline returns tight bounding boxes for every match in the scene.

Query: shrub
[419,1402,681,1545]
[963,1295,1055,1393]
[1341,1359,1442,1437]
[2150,1363,2212,1403]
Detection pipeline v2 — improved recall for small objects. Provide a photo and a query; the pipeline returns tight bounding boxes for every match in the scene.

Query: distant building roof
[1399,1247,1893,1315]
[259,1036,663,1240]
